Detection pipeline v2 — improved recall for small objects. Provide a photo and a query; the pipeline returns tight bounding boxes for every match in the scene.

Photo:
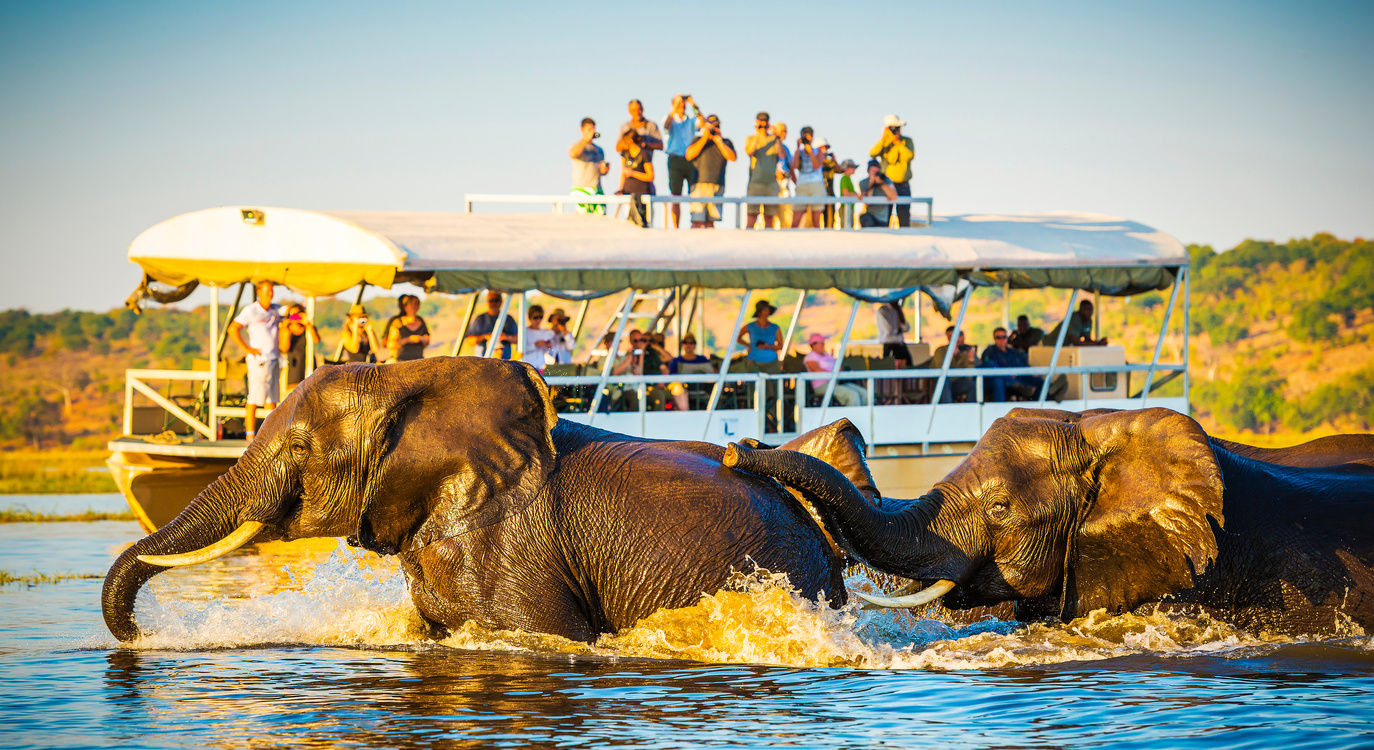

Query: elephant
[104,357,865,644]
[1006,407,1374,468]
[723,409,1374,635]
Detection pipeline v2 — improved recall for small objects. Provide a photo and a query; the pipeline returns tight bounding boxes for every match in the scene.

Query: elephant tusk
[854,579,956,610]
[137,521,264,567]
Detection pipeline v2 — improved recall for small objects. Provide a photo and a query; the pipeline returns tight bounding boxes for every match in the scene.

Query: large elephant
[724,410,1374,635]
[104,357,857,643]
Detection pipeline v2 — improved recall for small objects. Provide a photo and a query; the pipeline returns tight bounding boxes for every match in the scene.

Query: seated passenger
[980,327,1042,402]
[546,308,576,365]
[1008,314,1044,351]
[521,304,556,372]
[803,333,867,407]
[1046,300,1108,346]
[929,326,976,403]
[669,333,713,410]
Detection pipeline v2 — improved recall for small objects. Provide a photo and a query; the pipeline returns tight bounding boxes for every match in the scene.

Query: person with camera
[858,159,898,228]
[569,117,609,214]
[280,302,321,390]
[340,304,381,363]
[619,99,664,158]
[790,126,828,228]
[744,111,782,229]
[617,129,656,227]
[869,115,916,226]
[684,114,735,229]
[663,95,704,228]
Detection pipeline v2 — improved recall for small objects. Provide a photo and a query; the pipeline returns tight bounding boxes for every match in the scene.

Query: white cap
[883,114,907,128]
[814,136,829,148]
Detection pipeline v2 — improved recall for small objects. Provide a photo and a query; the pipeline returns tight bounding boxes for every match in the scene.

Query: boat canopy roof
[129,206,1188,297]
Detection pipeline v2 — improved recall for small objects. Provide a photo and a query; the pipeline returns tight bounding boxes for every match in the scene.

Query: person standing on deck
[685,114,735,228]
[876,300,913,365]
[619,99,664,170]
[790,127,828,228]
[569,118,610,214]
[663,95,704,228]
[465,291,519,358]
[744,112,782,229]
[738,299,782,364]
[280,303,320,391]
[228,280,281,441]
[869,115,915,226]
[772,122,795,229]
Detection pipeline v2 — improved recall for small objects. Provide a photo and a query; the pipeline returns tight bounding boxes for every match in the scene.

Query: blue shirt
[981,345,1027,369]
[467,312,518,358]
[744,321,781,363]
[664,113,697,157]
[669,354,711,374]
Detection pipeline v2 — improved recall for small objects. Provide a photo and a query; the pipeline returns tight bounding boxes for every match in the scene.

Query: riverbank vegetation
[0,450,117,494]
[0,570,104,586]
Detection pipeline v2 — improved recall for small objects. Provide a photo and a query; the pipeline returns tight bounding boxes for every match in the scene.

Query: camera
[889,126,900,134]
[593,131,601,139]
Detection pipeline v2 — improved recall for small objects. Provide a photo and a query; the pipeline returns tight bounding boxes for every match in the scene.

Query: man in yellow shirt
[869,114,916,226]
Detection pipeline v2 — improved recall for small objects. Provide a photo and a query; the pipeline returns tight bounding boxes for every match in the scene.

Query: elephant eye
[988,498,1011,520]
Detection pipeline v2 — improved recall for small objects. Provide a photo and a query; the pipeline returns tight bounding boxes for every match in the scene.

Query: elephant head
[103,357,558,642]
[724,409,1225,619]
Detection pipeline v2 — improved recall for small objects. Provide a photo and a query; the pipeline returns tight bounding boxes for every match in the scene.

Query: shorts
[795,181,826,211]
[746,181,779,216]
[246,355,280,407]
[667,155,696,196]
[571,186,605,215]
[690,182,723,223]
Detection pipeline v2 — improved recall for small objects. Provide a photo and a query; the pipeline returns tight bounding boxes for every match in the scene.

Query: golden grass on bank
[0,449,117,494]
[0,508,135,523]
[0,570,104,586]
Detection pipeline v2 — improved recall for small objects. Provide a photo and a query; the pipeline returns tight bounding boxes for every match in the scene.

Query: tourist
[804,333,867,406]
[1009,314,1045,351]
[280,302,320,389]
[820,139,839,228]
[340,304,381,363]
[773,122,794,229]
[546,308,576,365]
[669,333,712,374]
[569,117,609,214]
[790,126,827,228]
[619,98,664,157]
[981,327,1042,402]
[668,333,714,411]
[836,159,860,227]
[228,280,280,440]
[522,304,556,372]
[663,95,703,228]
[1047,300,1108,346]
[876,300,913,365]
[386,294,430,362]
[618,130,655,227]
[744,112,783,229]
[869,114,915,226]
[464,291,518,358]
[738,299,781,364]
[685,114,735,228]
[858,159,898,228]
[930,325,976,403]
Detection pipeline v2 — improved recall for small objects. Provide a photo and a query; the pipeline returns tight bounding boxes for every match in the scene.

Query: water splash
[123,546,1327,669]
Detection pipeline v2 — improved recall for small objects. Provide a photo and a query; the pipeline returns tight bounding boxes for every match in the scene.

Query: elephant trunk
[724,443,966,582]
[103,461,268,642]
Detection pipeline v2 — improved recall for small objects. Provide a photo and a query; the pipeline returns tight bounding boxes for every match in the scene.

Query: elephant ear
[1004,407,1121,423]
[1066,408,1224,618]
[779,418,880,502]
[383,359,558,549]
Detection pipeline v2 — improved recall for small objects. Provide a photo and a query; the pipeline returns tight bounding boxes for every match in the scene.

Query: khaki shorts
[246,355,280,407]
[795,181,826,211]
[690,182,723,223]
[746,181,779,216]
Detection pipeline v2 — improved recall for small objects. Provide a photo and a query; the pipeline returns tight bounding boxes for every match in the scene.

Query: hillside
[0,233,1369,450]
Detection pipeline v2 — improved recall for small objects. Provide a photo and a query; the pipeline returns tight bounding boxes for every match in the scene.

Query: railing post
[1037,288,1078,404]
[927,287,974,430]
[209,284,218,439]
[1183,265,1191,415]
[124,373,134,435]
[305,296,316,378]
[588,290,636,423]
[701,291,753,440]
[452,289,479,357]
[1141,269,1182,408]
[819,299,861,425]
[486,292,513,359]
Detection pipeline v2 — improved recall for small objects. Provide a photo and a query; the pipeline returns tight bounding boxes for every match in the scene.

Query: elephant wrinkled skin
[726,410,1374,635]
[104,357,855,643]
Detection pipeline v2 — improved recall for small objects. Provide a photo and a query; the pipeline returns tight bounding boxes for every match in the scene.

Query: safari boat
[111,197,1190,531]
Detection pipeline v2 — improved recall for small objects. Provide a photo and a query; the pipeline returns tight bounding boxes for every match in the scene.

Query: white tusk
[854,579,956,610]
[137,521,264,567]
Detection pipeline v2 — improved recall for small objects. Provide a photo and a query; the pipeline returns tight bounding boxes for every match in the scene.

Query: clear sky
[2,0,1371,313]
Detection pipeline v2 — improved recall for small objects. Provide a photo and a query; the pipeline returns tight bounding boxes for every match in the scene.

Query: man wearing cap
[835,159,860,228]
[744,112,783,229]
[791,126,828,228]
[858,159,899,228]
[869,115,916,226]
[663,95,704,228]
[804,333,867,406]
[685,114,736,228]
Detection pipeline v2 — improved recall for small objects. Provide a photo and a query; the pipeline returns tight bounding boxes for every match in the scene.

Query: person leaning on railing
[859,159,898,228]
[1047,299,1109,346]
[1008,314,1045,351]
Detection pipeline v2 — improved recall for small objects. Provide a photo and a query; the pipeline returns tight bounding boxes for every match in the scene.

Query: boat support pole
[203,281,247,430]
[452,289,479,356]
[700,291,752,441]
[1141,269,1182,408]
[571,298,590,342]
[1037,288,1078,404]
[588,290,637,424]
[516,291,528,363]
[486,292,513,359]
[779,290,807,431]
[1182,265,1191,415]
[819,299,861,426]
[335,283,369,360]
[927,287,974,431]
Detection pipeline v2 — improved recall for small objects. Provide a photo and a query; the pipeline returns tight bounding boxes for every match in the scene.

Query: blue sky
[2,0,1371,313]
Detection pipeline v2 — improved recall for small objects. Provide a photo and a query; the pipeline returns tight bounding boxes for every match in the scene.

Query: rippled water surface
[4,505,1374,748]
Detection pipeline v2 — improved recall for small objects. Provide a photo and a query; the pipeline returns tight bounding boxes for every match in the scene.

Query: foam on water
[124,547,1339,669]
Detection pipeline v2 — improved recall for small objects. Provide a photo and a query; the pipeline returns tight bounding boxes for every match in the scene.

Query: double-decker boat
[109,196,1190,532]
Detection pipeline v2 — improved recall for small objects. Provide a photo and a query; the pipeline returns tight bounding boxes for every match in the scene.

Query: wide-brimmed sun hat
[883,114,907,128]
[754,299,777,317]
[348,304,367,316]
[548,308,570,324]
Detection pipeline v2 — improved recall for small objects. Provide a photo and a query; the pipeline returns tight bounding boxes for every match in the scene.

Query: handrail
[124,370,215,440]
[464,193,935,226]
[541,362,1184,387]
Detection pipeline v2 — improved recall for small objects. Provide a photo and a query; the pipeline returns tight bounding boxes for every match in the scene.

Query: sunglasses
[994,334,1007,339]
[530,314,543,320]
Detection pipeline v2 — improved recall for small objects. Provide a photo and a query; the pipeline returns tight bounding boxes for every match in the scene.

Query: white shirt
[523,327,556,368]
[876,304,909,344]
[234,302,281,362]
[549,331,575,365]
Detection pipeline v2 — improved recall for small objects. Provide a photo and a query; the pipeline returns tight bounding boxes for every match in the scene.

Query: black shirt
[692,138,733,185]
[622,148,653,194]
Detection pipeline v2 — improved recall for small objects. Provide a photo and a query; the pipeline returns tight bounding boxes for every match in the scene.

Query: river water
[3,494,1374,748]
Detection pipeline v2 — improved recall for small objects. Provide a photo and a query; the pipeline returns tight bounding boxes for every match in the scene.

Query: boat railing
[463,193,935,228]
[124,369,215,440]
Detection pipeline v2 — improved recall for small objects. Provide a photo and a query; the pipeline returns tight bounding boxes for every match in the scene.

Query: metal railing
[124,369,215,440]
[464,193,935,228]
